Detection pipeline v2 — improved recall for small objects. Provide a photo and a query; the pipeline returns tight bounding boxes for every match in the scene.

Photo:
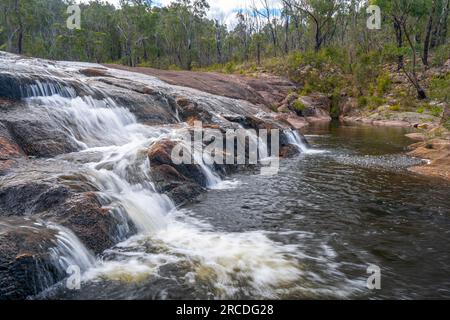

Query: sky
[79,0,281,29]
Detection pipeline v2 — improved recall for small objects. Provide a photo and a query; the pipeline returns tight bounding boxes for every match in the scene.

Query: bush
[223,62,236,74]
[389,104,401,112]
[443,120,450,131]
[358,96,369,108]
[430,74,450,103]
[432,44,450,67]
[292,99,306,112]
[416,106,425,114]
[430,106,443,117]
[376,72,392,96]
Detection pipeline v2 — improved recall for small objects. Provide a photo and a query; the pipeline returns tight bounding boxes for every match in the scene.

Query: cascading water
[0,53,317,298]
[19,86,303,298]
[47,223,96,273]
[285,130,326,154]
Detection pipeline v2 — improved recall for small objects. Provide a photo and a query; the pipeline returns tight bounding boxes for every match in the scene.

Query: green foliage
[223,62,236,74]
[443,120,450,131]
[389,104,401,112]
[430,106,443,117]
[358,96,369,108]
[376,72,392,97]
[430,74,450,103]
[292,99,306,112]
[358,96,387,110]
[416,106,425,114]
[432,44,450,67]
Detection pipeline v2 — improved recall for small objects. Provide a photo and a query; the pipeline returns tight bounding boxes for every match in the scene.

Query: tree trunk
[423,1,436,67]
[401,21,427,100]
[314,21,322,52]
[284,17,289,54]
[14,0,23,54]
[394,19,404,71]
[439,0,450,45]
[257,41,261,65]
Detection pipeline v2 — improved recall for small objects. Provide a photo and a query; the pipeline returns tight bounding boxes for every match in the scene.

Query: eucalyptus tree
[288,0,344,51]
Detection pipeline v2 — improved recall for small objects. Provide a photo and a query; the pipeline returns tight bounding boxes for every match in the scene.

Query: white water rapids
[22,84,312,298]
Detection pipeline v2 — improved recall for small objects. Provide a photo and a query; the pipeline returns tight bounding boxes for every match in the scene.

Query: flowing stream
[39,118,450,300]
[2,53,450,300]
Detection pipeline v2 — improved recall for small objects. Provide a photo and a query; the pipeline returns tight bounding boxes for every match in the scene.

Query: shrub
[432,44,450,67]
[358,96,369,108]
[430,74,450,103]
[430,106,443,117]
[443,120,450,131]
[292,99,306,112]
[223,62,236,74]
[416,106,425,114]
[389,104,401,112]
[376,72,392,96]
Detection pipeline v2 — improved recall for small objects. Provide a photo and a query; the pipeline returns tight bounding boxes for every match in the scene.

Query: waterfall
[47,223,96,273]
[285,130,309,153]
[4,59,305,298]
[20,80,77,99]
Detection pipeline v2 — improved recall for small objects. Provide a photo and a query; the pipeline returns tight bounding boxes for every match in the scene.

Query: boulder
[148,140,208,205]
[42,192,131,254]
[175,96,213,124]
[298,94,332,122]
[0,178,132,254]
[0,221,64,300]
[339,97,358,117]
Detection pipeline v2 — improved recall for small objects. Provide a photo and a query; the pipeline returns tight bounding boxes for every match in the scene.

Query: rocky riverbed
[0,51,307,299]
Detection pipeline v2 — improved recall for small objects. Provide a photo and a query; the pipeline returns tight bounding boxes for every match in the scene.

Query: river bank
[1,52,449,300]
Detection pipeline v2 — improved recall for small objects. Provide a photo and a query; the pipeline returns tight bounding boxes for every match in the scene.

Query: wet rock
[0,136,23,160]
[43,193,131,254]
[175,96,213,123]
[0,73,27,100]
[0,175,132,255]
[6,120,79,157]
[95,78,179,125]
[148,140,208,205]
[0,100,80,158]
[280,144,300,158]
[0,123,25,175]
[405,133,426,142]
[0,182,71,217]
[276,114,309,130]
[0,222,64,300]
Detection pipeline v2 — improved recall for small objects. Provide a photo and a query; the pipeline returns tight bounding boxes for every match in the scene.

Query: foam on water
[16,73,319,298]
[47,223,96,272]
[285,130,327,154]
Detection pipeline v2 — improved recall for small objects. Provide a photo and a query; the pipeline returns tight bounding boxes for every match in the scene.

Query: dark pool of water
[45,123,450,300]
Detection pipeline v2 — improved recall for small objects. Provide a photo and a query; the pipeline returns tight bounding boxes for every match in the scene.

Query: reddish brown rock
[79,68,109,77]
[104,64,295,108]
[298,93,332,122]
[148,140,208,205]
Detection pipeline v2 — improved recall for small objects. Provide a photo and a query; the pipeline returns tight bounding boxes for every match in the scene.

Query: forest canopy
[0,0,449,73]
